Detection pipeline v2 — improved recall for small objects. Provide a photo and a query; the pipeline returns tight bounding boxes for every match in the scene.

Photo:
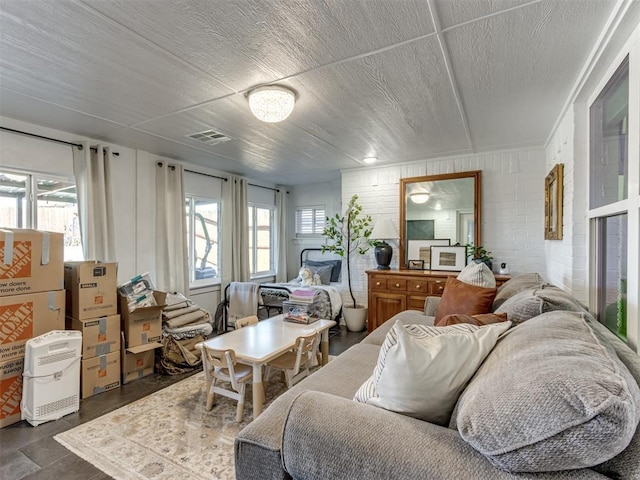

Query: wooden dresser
[366,269,511,332]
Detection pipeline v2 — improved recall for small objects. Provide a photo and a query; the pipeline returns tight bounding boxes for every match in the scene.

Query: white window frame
[587,29,640,350]
[248,203,276,278]
[186,195,221,288]
[0,167,81,261]
[295,205,326,236]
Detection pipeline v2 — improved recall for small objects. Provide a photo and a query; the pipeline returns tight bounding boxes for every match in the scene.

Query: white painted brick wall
[342,147,547,307]
[545,106,588,304]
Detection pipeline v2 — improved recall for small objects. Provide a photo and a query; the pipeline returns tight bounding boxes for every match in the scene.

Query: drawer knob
[376,282,381,286]
[395,283,400,288]
[416,284,421,289]
[438,286,444,291]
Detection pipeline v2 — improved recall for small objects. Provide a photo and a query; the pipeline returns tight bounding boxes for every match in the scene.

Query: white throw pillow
[358,319,510,426]
[457,262,496,288]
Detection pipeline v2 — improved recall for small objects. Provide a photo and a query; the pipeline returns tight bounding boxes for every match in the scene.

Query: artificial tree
[321,194,374,309]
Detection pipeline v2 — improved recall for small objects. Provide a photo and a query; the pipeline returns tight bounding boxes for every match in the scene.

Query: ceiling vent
[187,129,232,145]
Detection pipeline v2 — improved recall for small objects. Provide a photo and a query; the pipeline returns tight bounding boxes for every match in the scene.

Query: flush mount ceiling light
[362,157,377,165]
[247,85,296,123]
[410,192,430,204]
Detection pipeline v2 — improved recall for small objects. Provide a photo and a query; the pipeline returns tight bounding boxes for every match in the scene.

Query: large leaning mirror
[399,170,481,269]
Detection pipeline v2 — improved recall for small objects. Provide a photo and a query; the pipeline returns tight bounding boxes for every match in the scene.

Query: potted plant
[465,243,493,271]
[321,194,375,331]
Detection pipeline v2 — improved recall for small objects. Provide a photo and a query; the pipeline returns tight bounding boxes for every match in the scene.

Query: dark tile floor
[0,326,367,480]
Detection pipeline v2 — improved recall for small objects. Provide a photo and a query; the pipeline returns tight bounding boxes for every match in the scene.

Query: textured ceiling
[0,0,617,185]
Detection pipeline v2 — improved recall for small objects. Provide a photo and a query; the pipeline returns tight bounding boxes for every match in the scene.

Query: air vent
[187,129,232,145]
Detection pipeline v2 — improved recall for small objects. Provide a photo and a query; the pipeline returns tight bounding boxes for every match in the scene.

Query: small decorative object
[545,163,564,240]
[408,259,424,270]
[407,239,450,269]
[430,246,467,272]
[312,273,321,286]
[370,218,399,270]
[499,262,510,275]
[465,243,493,271]
[298,267,314,287]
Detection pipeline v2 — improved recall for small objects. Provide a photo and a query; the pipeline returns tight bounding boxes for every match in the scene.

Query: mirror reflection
[400,171,481,269]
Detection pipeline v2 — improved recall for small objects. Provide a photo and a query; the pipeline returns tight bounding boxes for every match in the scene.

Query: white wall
[341,147,547,307]
[545,107,589,304]
[286,179,341,280]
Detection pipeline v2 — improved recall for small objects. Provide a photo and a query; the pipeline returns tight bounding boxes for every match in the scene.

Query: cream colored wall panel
[84,0,435,91]
[0,1,233,125]
[445,0,615,150]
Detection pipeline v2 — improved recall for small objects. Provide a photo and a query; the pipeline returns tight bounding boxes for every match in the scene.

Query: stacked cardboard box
[0,229,65,428]
[64,261,121,399]
[118,276,165,384]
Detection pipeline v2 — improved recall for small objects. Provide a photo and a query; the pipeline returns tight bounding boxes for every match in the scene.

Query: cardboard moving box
[119,290,165,347]
[81,351,121,399]
[0,356,24,428]
[121,333,160,384]
[64,261,117,320]
[67,314,121,359]
[0,290,65,362]
[0,229,64,297]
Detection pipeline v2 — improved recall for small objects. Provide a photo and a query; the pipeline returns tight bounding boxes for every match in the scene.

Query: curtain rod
[184,168,228,181]
[0,126,120,156]
[248,183,288,193]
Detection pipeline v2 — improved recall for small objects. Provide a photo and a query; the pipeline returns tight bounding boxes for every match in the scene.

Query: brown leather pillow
[435,312,508,327]
[434,277,498,324]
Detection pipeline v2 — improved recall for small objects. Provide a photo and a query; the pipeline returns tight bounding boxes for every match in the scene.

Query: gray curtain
[275,187,288,282]
[72,142,116,261]
[223,175,250,282]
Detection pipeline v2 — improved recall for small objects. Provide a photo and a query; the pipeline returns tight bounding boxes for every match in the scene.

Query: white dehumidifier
[21,330,82,426]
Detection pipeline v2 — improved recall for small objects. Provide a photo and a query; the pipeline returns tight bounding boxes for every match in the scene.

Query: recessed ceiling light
[362,157,377,164]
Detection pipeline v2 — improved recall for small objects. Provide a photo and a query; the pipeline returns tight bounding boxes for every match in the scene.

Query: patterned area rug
[54,371,288,480]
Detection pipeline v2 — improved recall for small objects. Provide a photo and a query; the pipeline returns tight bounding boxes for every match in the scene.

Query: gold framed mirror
[399,171,481,269]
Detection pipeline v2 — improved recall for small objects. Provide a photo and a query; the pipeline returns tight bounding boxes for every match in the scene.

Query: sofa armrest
[281,391,608,480]
[424,296,441,316]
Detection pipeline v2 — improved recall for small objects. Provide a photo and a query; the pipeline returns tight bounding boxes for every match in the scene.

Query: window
[248,205,275,277]
[0,169,82,260]
[186,197,221,287]
[589,57,632,342]
[295,206,325,236]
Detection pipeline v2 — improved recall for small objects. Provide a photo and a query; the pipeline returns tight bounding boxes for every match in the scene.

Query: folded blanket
[163,322,213,339]
[164,304,200,319]
[164,300,191,312]
[165,310,207,328]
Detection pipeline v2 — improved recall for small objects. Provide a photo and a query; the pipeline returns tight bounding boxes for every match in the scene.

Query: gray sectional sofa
[234,274,640,479]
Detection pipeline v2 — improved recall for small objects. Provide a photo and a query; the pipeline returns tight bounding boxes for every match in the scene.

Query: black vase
[374,242,392,269]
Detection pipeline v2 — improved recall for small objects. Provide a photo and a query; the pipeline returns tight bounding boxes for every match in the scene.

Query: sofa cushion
[492,273,549,310]
[362,310,435,346]
[434,277,497,323]
[356,319,511,425]
[494,285,586,323]
[435,312,508,327]
[453,311,640,473]
[457,262,496,288]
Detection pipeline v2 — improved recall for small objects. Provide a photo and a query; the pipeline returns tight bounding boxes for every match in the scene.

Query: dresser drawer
[407,279,430,294]
[408,295,427,311]
[387,278,408,292]
[370,276,387,291]
[428,277,448,295]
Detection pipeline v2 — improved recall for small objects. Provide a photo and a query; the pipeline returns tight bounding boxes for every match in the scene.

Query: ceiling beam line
[427,0,474,153]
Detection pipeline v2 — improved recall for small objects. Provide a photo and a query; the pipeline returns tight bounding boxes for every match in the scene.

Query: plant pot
[343,306,367,332]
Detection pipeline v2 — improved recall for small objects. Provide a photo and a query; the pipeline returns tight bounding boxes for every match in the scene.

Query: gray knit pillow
[453,311,640,473]
[457,262,496,288]
[492,273,549,310]
[494,285,585,323]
